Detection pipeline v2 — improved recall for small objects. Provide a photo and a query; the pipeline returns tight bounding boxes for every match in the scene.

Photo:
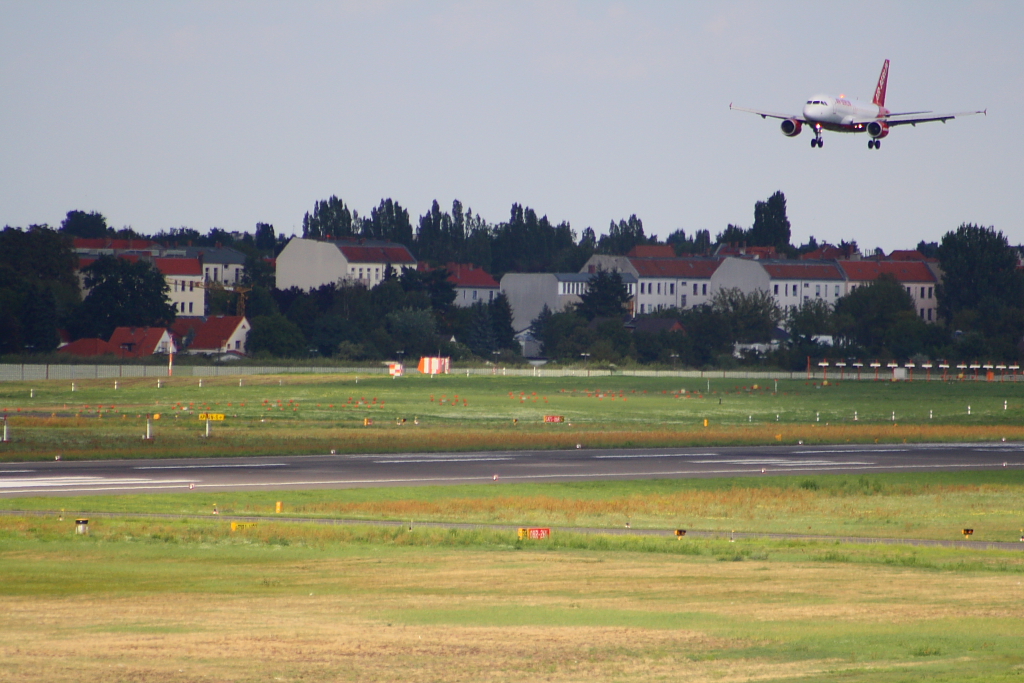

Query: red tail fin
[873,59,889,107]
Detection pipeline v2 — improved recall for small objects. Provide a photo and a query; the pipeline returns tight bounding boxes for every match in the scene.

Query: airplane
[730,60,985,149]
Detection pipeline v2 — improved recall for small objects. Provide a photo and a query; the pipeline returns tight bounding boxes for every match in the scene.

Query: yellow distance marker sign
[198,413,225,421]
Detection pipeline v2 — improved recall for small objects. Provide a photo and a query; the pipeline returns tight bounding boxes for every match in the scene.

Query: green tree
[787,298,834,344]
[937,224,1024,320]
[748,191,791,250]
[71,255,176,340]
[302,196,353,240]
[833,274,917,355]
[385,307,437,356]
[597,215,650,255]
[489,293,516,350]
[464,301,496,357]
[59,210,108,238]
[577,270,631,320]
[247,314,307,357]
[367,198,413,245]
[254,222,276,251]
[711,288,782,343]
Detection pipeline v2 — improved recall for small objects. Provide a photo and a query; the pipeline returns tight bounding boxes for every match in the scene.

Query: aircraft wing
[853,109,987,127]
[729,104,804,122]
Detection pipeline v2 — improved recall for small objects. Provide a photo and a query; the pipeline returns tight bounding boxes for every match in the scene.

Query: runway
[1,441,1022,497]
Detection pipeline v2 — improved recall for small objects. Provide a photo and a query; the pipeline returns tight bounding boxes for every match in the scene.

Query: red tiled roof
[761,261,845,280]
[73,238,160,251]
[57,338,111,356]
[337,244,415,264]
[630,257,723,278]
[106,327,172,357]
[444,263,499,289]
[75,254,200,276]
[171,316,247,352]
[154,257,202,276]
[627,245,676,258]
[839,260,937,283]
[888,250,936,262]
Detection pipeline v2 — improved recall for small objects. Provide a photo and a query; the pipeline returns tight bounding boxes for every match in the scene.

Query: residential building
[839,260,939,321]
[760,260,847,313]
[580,254,725,313]
[171,316,250,355]
[500,272,638,333]
[60,327,176,358]
[275,237,416,291]
[422,263,500,307]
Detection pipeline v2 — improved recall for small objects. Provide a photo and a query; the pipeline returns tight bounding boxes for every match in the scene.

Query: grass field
[4,373,1023,680]
[5,471,1024,543]
[2,515,1023,682]
[2,373,1024,461]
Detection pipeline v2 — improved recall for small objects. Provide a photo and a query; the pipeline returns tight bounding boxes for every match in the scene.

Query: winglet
[873,59,890,107]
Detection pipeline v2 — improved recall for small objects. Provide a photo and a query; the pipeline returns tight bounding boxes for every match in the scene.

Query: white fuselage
[803,94,885,133]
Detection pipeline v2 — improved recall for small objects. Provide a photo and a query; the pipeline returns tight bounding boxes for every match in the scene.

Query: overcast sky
[2,1,1021,251]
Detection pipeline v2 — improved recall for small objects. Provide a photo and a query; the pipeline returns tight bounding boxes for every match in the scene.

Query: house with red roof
[838,260,939,322]
[275,237,416,291]
[442,263,500,307]
[57,337,112,357]
[626,245,677,258]
[171,316,250,355]
[107,327,176,358]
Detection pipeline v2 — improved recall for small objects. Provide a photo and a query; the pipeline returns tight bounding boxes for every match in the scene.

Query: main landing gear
[868,139,881,149]
[811,136,823,148]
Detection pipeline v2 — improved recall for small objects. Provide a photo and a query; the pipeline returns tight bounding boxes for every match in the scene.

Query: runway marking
[134,463,288,470]
[166,462,1022,489]
[688,459,873,466]
[0,476,193,490]
[373,457,514,464]
[799,449,908,454]
[595,453,719,459]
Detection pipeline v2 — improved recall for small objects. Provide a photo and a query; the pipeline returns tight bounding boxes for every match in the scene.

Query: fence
[3,363,1020,383]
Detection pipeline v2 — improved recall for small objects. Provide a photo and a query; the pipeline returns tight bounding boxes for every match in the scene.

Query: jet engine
[866,121,890,139]
[780,119,803,137]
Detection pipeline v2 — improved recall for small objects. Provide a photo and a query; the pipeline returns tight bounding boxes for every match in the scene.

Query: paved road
[1,441,1022,497]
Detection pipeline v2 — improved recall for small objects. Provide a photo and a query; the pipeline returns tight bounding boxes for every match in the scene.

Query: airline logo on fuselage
[835,98,851,107]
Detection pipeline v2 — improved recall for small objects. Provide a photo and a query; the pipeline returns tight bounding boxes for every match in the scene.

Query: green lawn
[2,515,1022,682]
[2,373,1024,461]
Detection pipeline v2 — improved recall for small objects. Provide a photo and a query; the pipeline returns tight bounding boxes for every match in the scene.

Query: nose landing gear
[811,136,823,148]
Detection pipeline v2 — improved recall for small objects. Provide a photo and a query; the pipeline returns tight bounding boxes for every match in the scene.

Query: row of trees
[243,269,517,361]
[299,191,829,277]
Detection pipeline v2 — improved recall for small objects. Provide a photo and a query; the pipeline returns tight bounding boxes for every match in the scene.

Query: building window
[669,283,675,295]
[489,291,493,301]
[655,283,660,295]
[920,309,925,318]
[235,340,241,350]
[928,309,932,321]
[189,281,194,292]
[773,284,779,295]
[928,286,933,298]
[815,284,821,297]
[188,302,193,313]
[472,290,477,300]
[834,285,839,297]
[214,267,219,281]
[640,304,645,313]
[702,284,707,295]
